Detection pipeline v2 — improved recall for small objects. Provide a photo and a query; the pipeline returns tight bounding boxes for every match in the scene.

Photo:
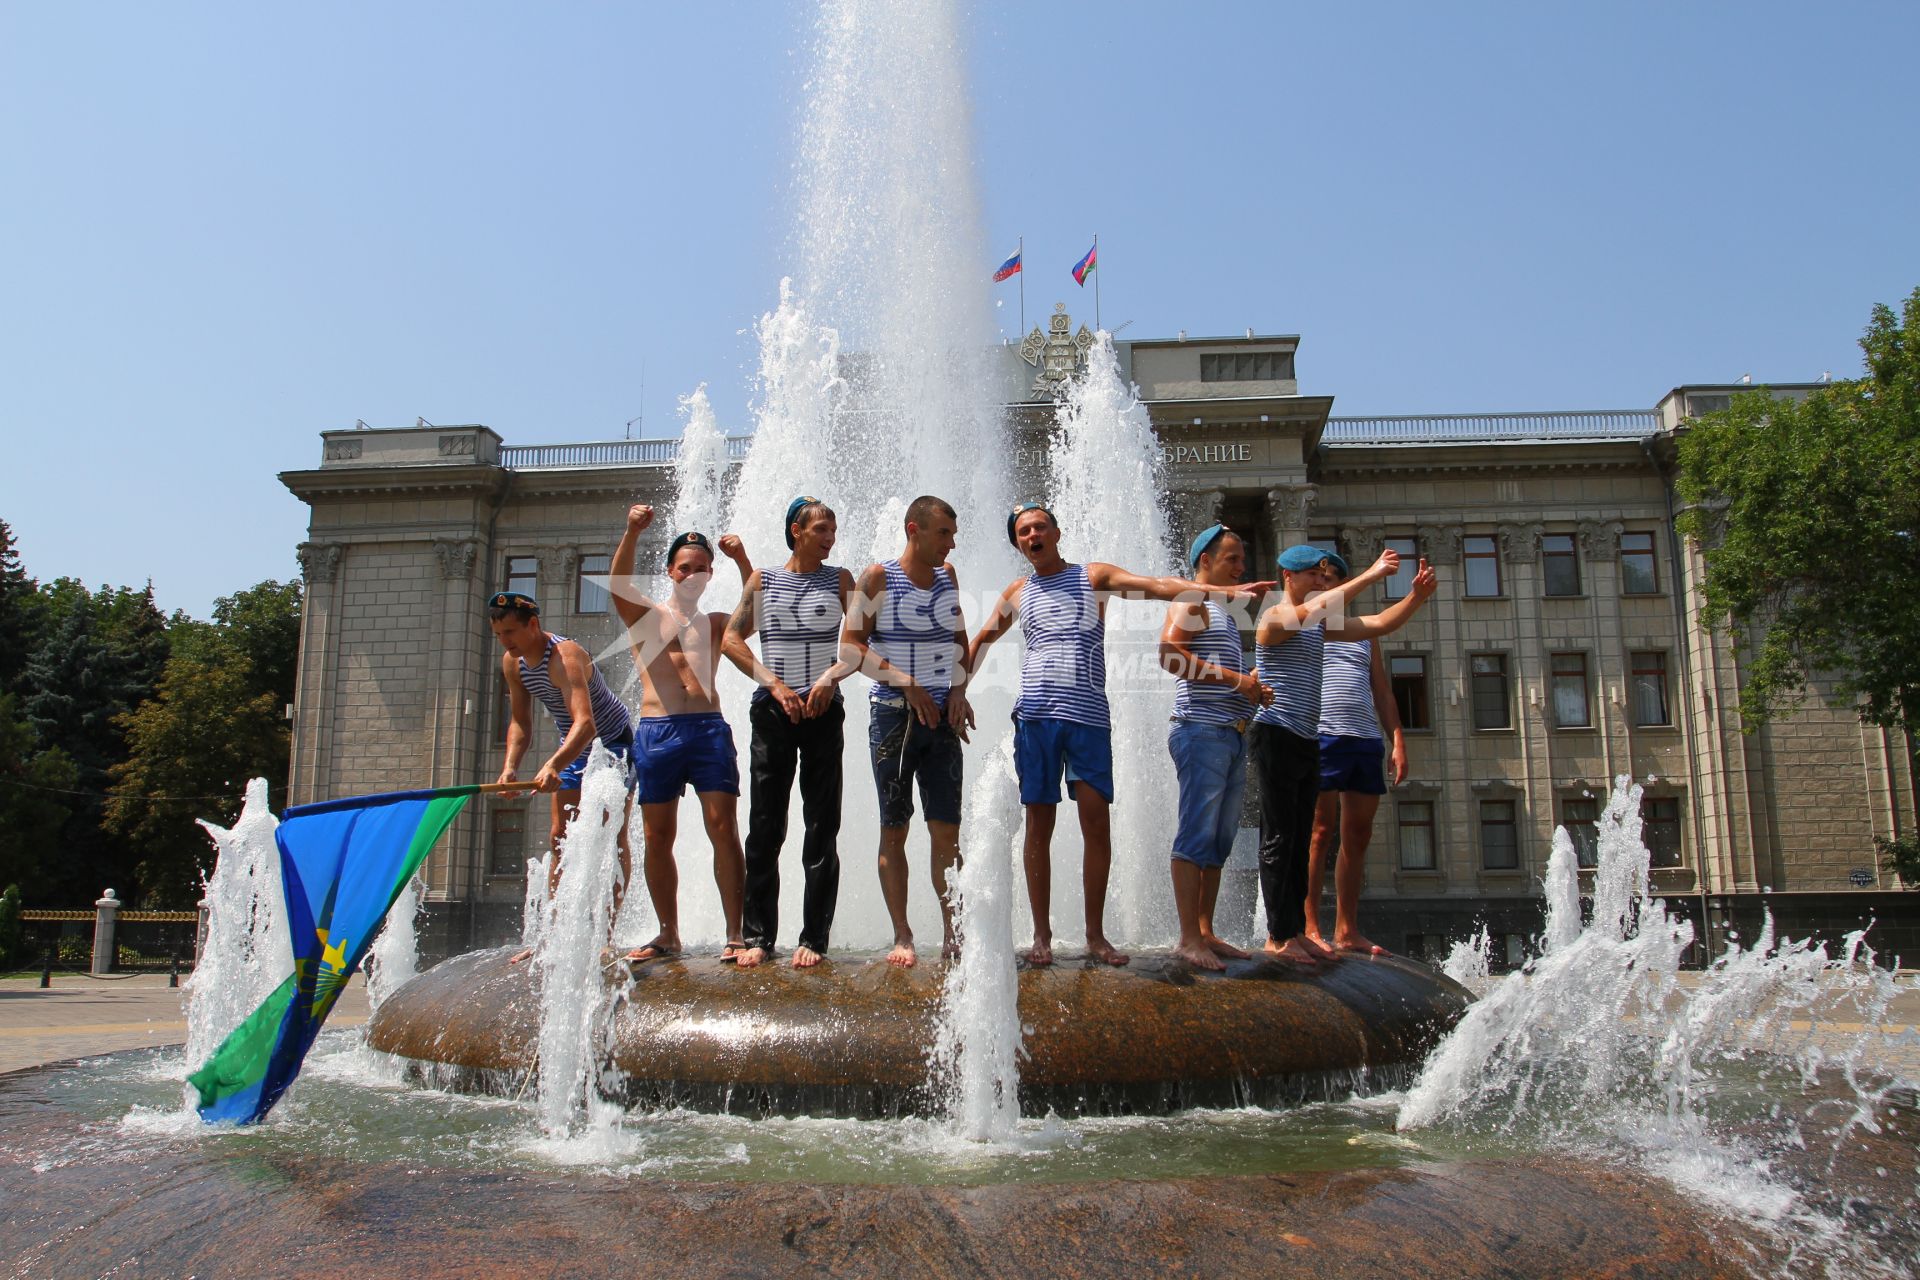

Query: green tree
[1677,286,1920,734]
[0,520,41,696]
[105,580,301,906]
[0,884,23,969]
[0,695,76,903]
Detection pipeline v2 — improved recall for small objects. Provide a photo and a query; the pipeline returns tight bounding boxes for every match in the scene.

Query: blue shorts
[1318,733,1387,796]
[558,732,638,793]
[634,713,740,806]
[1014,716,1114,805]
[869,700,964,827]
[1168,720,1248,868]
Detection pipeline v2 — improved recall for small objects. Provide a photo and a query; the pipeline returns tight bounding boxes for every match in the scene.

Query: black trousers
[741,697,844,953]
[1249,722,1320,943]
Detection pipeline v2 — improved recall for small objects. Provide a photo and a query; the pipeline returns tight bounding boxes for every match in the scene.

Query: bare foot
[941,936,960,962]
[886,940,917,968]
[791,945,822,969]
[1087,935,1130,967]
[1172,940,1227,971]
[508,947,533,965]
[1299,933,1341,962]
[1025,938,1054,967]
[1203,934,1248,960]
[1303,927,1332,952]
[625,936,680,965]
[1335,932,1390,957]
[1265,937,1326,971]
[719,941,748,964]
[735,945,767,968]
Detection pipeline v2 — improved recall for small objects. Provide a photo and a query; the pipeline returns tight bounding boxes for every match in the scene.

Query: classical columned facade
[281,336,1918,964]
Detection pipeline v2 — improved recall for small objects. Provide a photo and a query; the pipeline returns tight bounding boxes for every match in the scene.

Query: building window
[1471,653,1510,729]
[1390,654,1431,730]
[1631,651,1671,726]
[1200,351,1294,382]
[1480,800,1519,870]
[1542,533,1581,597]
[489,805,527,877]
[1620,532,1659,594]
[1550,652,1591,728]
[1382,536,1419,599]
[502,555,538,599]
[1560,797,1600,869]
[1398,800,1436,870]
[1642,796,1682,868]
[576,553,612,615]
[1464,535,1502,597]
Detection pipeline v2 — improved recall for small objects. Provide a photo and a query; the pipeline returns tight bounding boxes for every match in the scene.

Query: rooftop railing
[1322,410,1656,444]
[500,437,755,469]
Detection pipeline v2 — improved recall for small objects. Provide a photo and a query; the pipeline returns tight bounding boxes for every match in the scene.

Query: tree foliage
[1676,287,1920,734]
[0,694,78,902]
[105,579,301,907]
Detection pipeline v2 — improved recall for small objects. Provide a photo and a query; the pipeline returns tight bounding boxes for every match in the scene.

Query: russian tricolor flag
[1071,243,1097,286]
[992,248,1023,282]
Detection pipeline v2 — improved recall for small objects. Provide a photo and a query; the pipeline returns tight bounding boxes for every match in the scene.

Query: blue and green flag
[188,786,476,1125]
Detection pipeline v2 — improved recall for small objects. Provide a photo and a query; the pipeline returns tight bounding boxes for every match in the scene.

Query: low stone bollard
[92,890,119,976]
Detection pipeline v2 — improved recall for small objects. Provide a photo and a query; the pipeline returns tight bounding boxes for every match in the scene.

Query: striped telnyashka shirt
[517,631,634,758]
[1171,600,1254,726]
[754,565,844,705]
[869,559,961,709]
[1014,564,1109,729]
[1252,619,1326,737]
[1318,638,1382,739]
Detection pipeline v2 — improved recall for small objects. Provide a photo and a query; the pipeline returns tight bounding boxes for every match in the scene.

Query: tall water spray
[183,781,289,1083]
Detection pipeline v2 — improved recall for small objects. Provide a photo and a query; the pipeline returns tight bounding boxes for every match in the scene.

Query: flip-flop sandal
[625,939,680,965]
[719,942,749,964]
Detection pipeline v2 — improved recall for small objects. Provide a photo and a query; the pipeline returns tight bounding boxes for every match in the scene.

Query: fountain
[1,2,1915,1275]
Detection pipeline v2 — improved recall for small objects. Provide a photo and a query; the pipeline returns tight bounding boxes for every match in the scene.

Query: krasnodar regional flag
[188,786,476,1125]
[992,248,1023,282]
[1071,243,1097,286]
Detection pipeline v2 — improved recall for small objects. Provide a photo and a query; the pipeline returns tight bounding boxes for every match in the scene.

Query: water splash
[1399,775,1920,1271]
[364,874,422,1013]
[530,747,634,1139]
[182,780,288,1087]
[932,738,1023,1141]
[1439,925,1492,987]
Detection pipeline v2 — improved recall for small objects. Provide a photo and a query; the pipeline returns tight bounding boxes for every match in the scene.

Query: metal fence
[19,903,200,986]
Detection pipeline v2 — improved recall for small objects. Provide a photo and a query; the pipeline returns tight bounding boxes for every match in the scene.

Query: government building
[280,319,1918,967]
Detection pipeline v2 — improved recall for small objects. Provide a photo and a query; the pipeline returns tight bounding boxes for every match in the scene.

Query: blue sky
[3,2,1916,616]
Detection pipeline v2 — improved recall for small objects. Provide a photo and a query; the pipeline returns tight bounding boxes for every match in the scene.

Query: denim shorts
[1013,715,1114,805]
[1318,733,1387,796]
[558,731,638,793]
[868,700,964,827]
[633,713,740,805]
[1167,719,1248,869]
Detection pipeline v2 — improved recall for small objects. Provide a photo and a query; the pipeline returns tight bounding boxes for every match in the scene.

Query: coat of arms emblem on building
[1020,303,1095,396]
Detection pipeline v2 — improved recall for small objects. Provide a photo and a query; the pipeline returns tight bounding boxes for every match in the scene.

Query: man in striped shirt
[610,504,754,965]
[1307,605,1409,958]
[838,495,976,968]
[1156,524,1274,971]
[969,504,1272,967]
[488,590,638,963]
[721,496,856,970]
[1251,545,1435,970]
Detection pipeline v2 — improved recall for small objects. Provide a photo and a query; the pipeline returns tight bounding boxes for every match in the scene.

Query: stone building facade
[280,330,1919,965]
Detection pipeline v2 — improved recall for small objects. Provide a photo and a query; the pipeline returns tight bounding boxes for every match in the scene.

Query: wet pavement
[0,972,369,1074]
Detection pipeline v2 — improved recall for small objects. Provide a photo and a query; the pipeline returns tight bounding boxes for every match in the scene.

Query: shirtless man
[489,590,638,963]
[968,503,1271,967]
[1156,524,1274,971]
[720,496,856,970]
[1250,545,1435,969]
[835,495,975,967]
[609,504,752,964]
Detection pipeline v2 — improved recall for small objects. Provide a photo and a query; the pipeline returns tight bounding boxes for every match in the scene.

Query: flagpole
[1093,233,1102,331]
[1018,235,1025,336]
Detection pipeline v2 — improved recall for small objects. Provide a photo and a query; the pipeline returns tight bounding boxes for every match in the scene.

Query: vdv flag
[188,786,476,1125]
[1071,243,1097,286]
[991,247,1023,282]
